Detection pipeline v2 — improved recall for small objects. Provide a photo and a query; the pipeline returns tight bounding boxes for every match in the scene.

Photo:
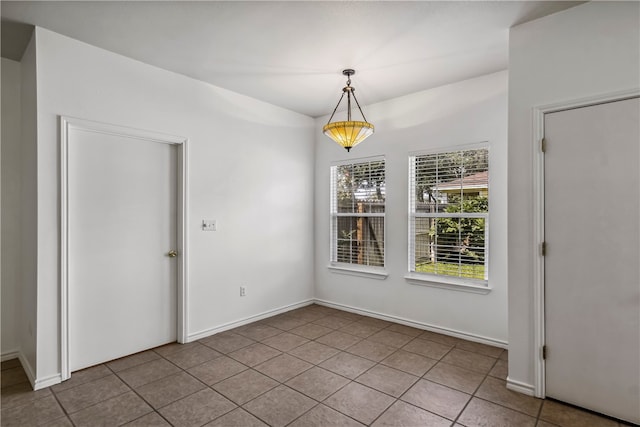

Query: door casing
[529,88,640,398]
[59,116,189,381]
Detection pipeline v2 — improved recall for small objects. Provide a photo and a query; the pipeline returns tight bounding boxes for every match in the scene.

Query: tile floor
[0,304,631,426]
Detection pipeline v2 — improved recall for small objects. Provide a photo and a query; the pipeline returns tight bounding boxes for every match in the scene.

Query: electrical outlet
[202,219,216,231]
[240,286,246,297]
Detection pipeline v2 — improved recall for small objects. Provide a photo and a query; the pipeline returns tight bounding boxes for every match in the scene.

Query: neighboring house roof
[437,171,488,191]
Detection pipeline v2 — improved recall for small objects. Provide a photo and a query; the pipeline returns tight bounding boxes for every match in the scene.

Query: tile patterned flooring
[0,304,631,426]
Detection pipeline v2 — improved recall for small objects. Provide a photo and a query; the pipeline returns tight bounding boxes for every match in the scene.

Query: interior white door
[69,127,177,372]
[544,97,640,424]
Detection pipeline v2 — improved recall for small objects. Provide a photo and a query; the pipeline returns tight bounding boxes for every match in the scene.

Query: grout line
[281,401,321,426]
[103,359,161,422]
[450,390,476,425]
[396,397,459,424]
[535,395,545,424]
[109,349,212,425]
[57,387,133,420]
[4,304,519,427]
[48,385,76,426]
[152,347,242,425]
[232,313,370,425]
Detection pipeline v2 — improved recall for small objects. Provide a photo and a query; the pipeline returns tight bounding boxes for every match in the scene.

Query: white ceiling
[1,1,582,117]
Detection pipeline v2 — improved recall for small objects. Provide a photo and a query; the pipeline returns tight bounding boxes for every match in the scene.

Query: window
[330,158,385,270]
[409,147,489,285]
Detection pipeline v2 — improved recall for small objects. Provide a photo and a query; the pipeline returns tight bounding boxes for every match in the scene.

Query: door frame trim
[531,88,640,398]
[59,116,190,380]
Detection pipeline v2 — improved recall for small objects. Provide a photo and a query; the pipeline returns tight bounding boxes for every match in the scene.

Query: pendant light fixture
[323,69,374,152]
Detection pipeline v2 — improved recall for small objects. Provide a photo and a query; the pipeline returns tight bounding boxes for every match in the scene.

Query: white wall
[508,1,640,392]
[32,27,315,385]
[19,36,39,378]
[314,71,508,344]
[1,58,22,357]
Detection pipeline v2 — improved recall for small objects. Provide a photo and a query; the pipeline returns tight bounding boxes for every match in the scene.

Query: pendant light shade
[323,69,374,152]
[323,121,374,152]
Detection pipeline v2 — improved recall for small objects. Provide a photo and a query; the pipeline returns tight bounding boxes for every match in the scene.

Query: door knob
[168,250,177,258]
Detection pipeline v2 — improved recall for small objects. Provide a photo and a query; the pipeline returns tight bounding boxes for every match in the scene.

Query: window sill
[328,264,389,280]
[404,273,491,294]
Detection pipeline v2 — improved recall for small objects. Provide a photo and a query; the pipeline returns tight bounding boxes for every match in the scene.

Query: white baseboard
[33,373,62,390]
[506,377,536,396]
[17,353,36,389]
[1,349,20,362]
[2,350,36,390]
[314,299,508,349]
[187,299,315,342]
[11,296,510,390]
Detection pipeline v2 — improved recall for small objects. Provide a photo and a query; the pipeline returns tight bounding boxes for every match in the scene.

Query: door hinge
[541,138,547,152]
[542,345,547,360]
[541,241,546,256]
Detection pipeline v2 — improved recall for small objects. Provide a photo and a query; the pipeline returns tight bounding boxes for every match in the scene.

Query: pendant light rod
[351,89,368,123]
[323,68,375,152]
[326,69,369,124]
[326,91,346,124]
[347,85,351,122]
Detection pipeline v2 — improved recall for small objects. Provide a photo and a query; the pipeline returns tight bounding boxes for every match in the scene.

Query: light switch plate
[202,219,216,231]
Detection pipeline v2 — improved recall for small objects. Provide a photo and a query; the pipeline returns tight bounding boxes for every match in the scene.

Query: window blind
[331,158,386,268]
[409,148,489,282]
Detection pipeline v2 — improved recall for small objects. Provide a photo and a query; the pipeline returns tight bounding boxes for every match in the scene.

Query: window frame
[406,143,490,292]
[329,156,387,278]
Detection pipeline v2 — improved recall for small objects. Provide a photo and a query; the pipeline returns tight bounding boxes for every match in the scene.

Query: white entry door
[68,126,178,372]
[544,97,640,424]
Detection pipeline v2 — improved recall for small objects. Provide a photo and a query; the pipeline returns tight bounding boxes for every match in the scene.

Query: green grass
[416,262,485,280]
